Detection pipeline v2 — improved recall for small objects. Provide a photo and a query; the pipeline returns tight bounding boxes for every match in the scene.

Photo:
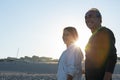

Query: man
[85,8,117,80]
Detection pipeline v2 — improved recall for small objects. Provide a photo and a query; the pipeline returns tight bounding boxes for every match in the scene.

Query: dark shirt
[85,27,117,80]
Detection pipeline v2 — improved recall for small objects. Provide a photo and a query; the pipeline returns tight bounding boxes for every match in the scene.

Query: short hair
[63,26,78,41]
[85,8,102,19]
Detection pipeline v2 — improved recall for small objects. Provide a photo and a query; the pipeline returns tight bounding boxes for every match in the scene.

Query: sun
[75,38,88,60]
[75,39,86,49]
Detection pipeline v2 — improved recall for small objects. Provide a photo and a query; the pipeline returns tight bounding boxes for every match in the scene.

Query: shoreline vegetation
[0,56,59,63]
[0,55,120,64]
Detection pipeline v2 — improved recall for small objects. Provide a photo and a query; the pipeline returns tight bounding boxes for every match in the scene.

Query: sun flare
[75,38,88,60]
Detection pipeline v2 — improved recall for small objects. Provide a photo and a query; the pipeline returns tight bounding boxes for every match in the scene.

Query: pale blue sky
[0,0,120,59]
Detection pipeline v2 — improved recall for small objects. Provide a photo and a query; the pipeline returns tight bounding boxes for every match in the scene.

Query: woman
[57,26,83,80]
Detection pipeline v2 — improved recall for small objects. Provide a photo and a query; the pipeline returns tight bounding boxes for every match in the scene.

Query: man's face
[85,11,101,31]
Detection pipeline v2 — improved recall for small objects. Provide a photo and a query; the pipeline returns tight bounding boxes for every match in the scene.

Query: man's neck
[91,25,101,33]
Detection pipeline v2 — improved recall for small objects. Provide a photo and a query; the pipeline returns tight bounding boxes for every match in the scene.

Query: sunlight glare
[75,39,86,58]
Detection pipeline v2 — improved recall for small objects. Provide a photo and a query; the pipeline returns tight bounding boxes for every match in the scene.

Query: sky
[0,0,120,59]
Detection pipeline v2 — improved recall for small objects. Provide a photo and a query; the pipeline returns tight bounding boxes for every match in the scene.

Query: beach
[0,72,56,80]
[0,72,120,80]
